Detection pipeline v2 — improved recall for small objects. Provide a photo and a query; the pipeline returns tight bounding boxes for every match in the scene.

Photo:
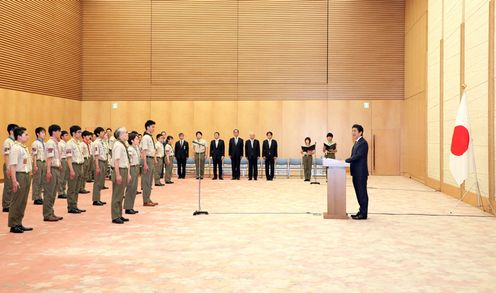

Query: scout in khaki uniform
[2,123,18,212]
[323,132,337,159]
[124,132,140,215]
[92,127,108,206]
[154,134,165,186]
[31,127,46,205]
[140,120,158,207]
[78,131,91,194]
[88,132,97,182]
[58,131,69,199]
[164,135,174,184]
[43,124,64,222]
[111,128,131,224]
[8,127,34,233]
[301,137,315,181]
[65,125,86,214]
[193,131,207,179]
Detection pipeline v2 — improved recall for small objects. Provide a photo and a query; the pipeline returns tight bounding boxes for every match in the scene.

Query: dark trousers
[265,158,275,180]
[352,176,369,217]
[177,158,186,178]
[212,157,223,178]
[248,158,258,180]
[231,156,241,179]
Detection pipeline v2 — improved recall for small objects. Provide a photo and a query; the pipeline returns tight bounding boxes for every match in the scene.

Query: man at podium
[345,124,369,220]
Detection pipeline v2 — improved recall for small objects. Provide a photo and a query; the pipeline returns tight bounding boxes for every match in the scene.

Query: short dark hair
[156,134,162,140]
[327,132,333,138]
[35,127,46,136]
[214,132,220,136]
[94,127,105,136]
[61,130,68,137]
[82,130,92,138]
[266,131,273,136]
[48,124,61,136]
[106,128,112,131]
[128,133,138,145]
[145,120,156,130]
[196,131,202,136]
[167,135,173,142]
[14,127,27,140]
[178,132,184,136]
[305,137,311,143]
[352,124,364,135]
[7,124,19,134]
[70,125,81,136]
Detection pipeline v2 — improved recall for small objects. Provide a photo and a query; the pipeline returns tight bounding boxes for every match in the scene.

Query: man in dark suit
[262,131,278,180]
[245,132,260,180]
[345,124,369,220]
[174,133,189,179]
[228,129,243,180]
[210,132,225,180]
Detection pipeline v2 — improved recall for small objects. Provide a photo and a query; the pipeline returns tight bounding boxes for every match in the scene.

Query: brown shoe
[152,201,159,206]
[54,215,64,221]
[44,216,59,222]
[143,202,155,207]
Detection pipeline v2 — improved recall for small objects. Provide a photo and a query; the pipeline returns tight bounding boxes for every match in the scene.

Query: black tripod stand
[192,140,208,216]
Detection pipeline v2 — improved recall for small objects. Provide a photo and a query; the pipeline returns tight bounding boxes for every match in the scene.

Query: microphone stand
[310,141,320,185]
[192,140,208,216]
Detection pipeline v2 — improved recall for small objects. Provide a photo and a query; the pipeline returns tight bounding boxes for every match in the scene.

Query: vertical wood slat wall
[82,0,405,101]
[0,1,81,100]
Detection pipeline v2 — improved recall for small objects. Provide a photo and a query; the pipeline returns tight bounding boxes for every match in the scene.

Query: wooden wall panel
[82,0,404,101]
[0,1,81,100]
[328,0,405,100]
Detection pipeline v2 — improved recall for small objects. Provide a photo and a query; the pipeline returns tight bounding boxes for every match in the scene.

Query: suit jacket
[174,140,189,160]
[210,139,225,159]
[229,137,244,158]
[345,137,369,177]
[245,139,260,160]
[262,139,278,159]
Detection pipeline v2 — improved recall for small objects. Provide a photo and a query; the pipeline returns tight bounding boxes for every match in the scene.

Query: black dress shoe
[20,225,33,231]
[212,177,217,180]
[112,218,124,224]
[136,191,142,195]
[79,190,90,194]
[100,201,107,205]
[33,199,43,205]
[353,214,367,220]
[68,209,81,214]
[86,180,94,183]
[10,226,24,233]
[119,217,129,222]
[125,209,137,214]
[77,208,86,213]
[102,186,109,190]
[131,209,139,214]
[2,208,9,213]
[93,201,104,206]
[58,194,67,199]
[166,181,174,184]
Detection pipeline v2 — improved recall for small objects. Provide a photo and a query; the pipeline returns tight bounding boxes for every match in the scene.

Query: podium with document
[322,158,349,219]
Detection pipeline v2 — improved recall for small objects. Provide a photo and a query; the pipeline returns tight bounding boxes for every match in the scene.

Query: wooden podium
[322,158,349,219]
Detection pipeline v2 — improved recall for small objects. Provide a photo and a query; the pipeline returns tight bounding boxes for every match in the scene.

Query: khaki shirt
[93,138,108,161]
[2,137,15,156]
[45,138,61,167]
[165,144,174,157]
[59,140,67,159]
[155,141,165,158]
[66,139,84,164]
[128,145,140,166]
[31,139,46,161]
[9,142,32,173]
[112,141,130,168]
[140,134,156,157]
[193,139,207,153]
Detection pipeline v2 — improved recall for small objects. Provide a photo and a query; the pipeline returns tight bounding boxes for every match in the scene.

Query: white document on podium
[322,158,350,168]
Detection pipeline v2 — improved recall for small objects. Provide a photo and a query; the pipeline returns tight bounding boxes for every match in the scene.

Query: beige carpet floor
[0,176,495,292]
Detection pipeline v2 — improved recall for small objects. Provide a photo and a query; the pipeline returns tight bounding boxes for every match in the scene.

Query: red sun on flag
[450,125,470,156]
